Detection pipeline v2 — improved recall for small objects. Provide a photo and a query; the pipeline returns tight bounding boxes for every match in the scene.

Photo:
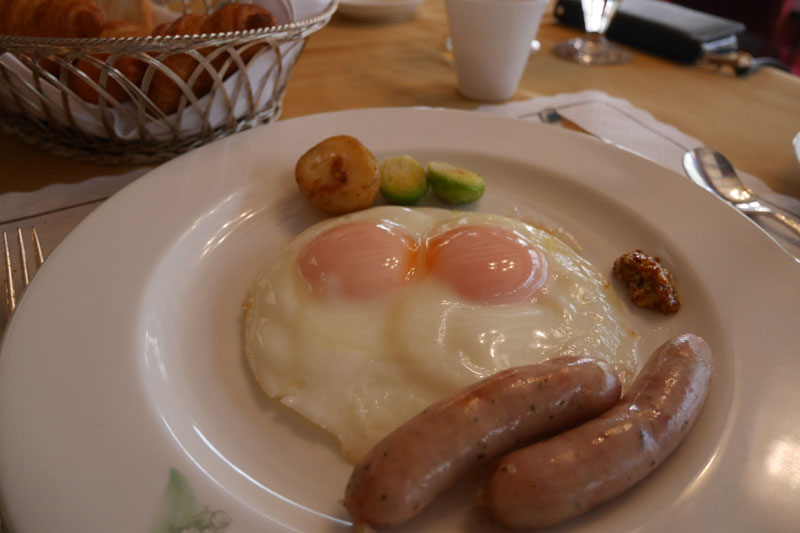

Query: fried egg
[244,206,639,462]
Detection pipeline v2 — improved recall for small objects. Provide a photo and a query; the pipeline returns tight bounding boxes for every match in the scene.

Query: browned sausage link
[343,356,621,529]
[482,333,712,529]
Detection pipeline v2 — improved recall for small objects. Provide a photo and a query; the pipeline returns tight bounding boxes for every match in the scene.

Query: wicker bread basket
[0,0,337,164]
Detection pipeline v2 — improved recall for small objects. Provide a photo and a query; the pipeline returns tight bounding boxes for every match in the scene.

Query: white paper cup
[445,0,548,102]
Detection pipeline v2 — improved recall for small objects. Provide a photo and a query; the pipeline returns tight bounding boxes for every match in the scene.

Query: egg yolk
[427,225,547,304]
[298,222,419,299]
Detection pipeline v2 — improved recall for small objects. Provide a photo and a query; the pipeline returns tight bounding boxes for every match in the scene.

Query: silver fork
[3,227,45,315]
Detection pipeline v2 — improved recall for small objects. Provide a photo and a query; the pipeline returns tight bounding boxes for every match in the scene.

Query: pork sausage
[343,356,621,529]
[482,333,712,529]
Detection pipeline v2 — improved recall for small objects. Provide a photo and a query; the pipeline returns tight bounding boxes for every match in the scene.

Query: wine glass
[552,0,632,65]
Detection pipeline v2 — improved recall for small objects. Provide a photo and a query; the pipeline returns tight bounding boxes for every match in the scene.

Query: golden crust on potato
[295,135,379,215]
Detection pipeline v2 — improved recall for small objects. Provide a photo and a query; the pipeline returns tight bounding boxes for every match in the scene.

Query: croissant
[202,3,277,66]
[0,0,105,37]
[203,3,277,34]
[93,0,153,33]
[36,0,106,37]
[0,0,44,35]
[68,19,150,104]
[100,19,151,37]
[147,3,276,115]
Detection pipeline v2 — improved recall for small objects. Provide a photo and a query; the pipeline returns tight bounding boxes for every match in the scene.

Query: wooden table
[3,1,800,199]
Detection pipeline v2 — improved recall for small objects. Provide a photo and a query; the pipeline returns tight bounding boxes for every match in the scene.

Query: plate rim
[2,106,800,532]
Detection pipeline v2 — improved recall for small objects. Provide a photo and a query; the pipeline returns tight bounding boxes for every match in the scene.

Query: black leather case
[554,0,746,63]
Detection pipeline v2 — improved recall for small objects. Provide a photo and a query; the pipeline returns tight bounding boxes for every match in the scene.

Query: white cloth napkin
[479,90,800,260]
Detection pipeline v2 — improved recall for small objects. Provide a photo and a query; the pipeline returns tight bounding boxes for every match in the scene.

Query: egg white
[244,206,639,462]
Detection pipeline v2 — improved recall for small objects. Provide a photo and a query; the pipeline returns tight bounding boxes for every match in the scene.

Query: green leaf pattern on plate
[152,469,232,533]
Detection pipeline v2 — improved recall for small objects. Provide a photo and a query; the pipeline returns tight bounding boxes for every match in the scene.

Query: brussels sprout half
[379,155,429,205]
[426,161,486,204]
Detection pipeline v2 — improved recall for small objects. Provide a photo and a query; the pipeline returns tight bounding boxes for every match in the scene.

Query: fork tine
[3,231,15,313]
[32,227,45,267]
[17,227,30,289]
[2,227,46,316]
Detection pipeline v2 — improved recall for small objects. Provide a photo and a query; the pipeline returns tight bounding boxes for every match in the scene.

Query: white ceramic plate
[793,131,800,166]
[1,108,799,532]
[337,0,424,22]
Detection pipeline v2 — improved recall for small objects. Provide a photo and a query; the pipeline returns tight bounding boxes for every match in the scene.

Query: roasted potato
[295,135,379,215]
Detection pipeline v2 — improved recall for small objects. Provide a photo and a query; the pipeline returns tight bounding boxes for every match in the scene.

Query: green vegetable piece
[379,155,429,205]
[426,161,486,204]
